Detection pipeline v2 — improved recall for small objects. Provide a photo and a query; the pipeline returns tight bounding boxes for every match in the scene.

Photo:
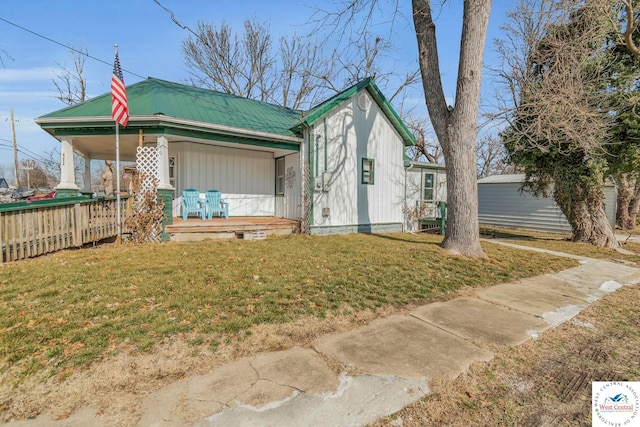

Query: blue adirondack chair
[181,189,206,220]
[205,190,229,220]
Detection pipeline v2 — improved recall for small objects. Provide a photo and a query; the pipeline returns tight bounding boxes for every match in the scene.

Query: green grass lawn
[0,233,579,384]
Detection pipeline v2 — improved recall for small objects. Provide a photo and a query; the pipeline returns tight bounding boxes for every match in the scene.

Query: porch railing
[0,196,133,263]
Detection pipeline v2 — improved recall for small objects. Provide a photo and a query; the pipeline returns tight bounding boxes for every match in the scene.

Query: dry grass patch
[482,226,640,264]
[0,233,577,422]
[372,285,640,426]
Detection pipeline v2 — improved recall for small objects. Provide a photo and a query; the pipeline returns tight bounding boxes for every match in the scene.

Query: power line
[0,140,51,164]
[152,0,202,41]
[0,16,146,81]
[0,14,302,136]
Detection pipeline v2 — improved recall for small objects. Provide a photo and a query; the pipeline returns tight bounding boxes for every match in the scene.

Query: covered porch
[166,216,300,241]
[35,78,308,240]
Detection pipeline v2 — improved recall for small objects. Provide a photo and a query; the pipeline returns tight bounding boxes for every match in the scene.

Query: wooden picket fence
[0,196,133,263]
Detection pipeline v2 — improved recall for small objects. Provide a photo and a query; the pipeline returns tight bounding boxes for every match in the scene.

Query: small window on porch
[362,158,374,185]
[169,156,176,189]
[275,157,285,195]
[423,172,435,201]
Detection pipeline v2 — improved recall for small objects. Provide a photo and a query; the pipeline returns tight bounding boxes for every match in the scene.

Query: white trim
[56,137,79,190]
[35,114,304,144]
[156,135,174,191]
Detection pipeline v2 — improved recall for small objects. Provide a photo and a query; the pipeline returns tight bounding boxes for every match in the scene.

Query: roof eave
[35,114,303,144]
[404,160,446,170]
[291,79,416,146]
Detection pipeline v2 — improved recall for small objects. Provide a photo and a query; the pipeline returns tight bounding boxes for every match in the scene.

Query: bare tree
[318,34,421,103]
[413,0,492,257]
[497,0,621,248]
[614,0,640,57]
[183,16,423,114]
[279,35,330,109]
[18,160,56,188]
[52,47,87,105]
[183,19,332,109]
[405,115,442,163]
[476,135,516,178]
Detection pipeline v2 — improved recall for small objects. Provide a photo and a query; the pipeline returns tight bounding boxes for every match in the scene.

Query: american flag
[111,50,129,127]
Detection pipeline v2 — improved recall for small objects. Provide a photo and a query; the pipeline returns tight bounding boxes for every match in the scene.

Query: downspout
[405,161,416,233]
[323,118,328,172]
[299,121,314,231]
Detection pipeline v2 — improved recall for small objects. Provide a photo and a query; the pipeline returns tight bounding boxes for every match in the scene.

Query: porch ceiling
[59,132,299,162]
[36,113,303,161]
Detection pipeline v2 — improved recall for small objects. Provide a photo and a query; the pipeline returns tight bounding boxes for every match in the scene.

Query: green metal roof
[39,78,304,138]
[38,77,416,147]
[292,78,416,146]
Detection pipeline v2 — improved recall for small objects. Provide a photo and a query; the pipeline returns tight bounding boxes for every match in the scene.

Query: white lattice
[135,146,162,242]
[136,146,160,193]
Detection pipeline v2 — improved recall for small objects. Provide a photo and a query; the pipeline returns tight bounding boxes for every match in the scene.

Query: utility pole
[10,107,20,188]
[23,160,34,188]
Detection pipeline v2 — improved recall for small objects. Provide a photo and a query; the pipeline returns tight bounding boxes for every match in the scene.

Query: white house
[36,77,443,238]
[404,161,447,232]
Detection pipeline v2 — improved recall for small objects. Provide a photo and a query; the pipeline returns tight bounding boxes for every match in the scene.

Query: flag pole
[114,44,122,245]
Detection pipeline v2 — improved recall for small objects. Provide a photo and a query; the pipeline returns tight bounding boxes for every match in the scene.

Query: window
[362,158,375,185]
[169,156,176,189]
[275,157,285,194]
[423,173,435,201]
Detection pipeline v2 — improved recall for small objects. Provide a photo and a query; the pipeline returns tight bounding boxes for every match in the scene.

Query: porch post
[82,156,92,195]
[55,136,79,198]
[156,135,174,240]
[156,135,173,191]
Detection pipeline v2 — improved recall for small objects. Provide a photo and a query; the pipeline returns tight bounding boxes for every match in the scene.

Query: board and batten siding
[478,174,617,233]
[310,91,406,233]
[275,152,302,220]
[171,141,276,217]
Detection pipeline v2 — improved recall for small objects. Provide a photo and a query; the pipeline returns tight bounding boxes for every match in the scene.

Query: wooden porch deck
[165,216,300,241]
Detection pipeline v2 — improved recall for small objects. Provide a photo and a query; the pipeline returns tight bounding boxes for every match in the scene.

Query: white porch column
[156,135,173,190]
[83,156,92,193]
[55,136,79,191]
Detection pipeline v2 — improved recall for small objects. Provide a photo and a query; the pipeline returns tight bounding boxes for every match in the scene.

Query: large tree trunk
[616,173,634,230]
[554,180,619,249]
[413,0,492,257]
[630,180,640,228]
[615,173,639,230]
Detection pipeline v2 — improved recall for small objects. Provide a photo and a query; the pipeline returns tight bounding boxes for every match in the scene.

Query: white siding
[405,167,447,232]
[170,141,275,217]
[478,178,617,233]
[284,152,302,220]
[309,91,406,231]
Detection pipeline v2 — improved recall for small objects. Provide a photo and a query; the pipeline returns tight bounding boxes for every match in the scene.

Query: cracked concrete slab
[548,259,640,301]
[195,373,429,427]
[137,347,339,426]
[314,315,493,381]
[411,297,550,346]
[515,276,590,301]
[476,282,585,318]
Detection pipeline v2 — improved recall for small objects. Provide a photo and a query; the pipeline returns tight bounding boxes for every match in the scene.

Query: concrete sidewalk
[14,243,640,427]
[142,244,640,427]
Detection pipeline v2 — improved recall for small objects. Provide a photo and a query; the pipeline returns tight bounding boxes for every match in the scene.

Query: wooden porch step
[165,217,300,236]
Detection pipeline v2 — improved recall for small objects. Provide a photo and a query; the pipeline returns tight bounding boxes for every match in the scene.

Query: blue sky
[0,1,511,180]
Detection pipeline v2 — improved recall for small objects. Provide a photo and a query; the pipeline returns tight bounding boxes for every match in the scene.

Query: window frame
[275,157,286,195]
[168,155,176,190]
[423,172,435,202]
[361,158,375,185]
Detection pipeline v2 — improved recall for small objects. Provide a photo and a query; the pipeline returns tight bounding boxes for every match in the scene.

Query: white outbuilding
[477,174,617,234]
